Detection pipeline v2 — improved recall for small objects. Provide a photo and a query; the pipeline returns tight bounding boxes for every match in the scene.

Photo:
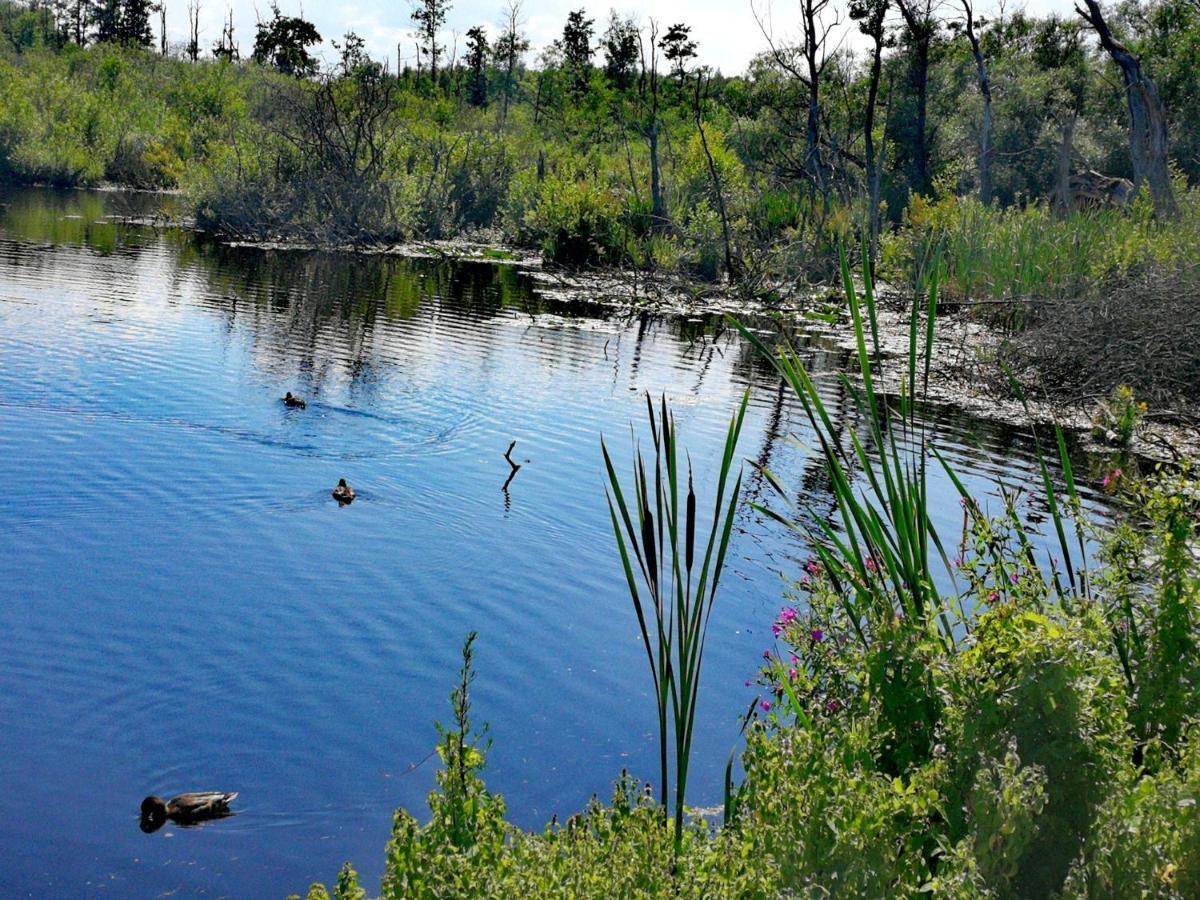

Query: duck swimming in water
[332,478,355,504]
[140,792,238,832]
[282,392,307,409]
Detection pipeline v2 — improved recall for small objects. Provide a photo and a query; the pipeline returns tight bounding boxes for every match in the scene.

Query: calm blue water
[0,188,1110,896]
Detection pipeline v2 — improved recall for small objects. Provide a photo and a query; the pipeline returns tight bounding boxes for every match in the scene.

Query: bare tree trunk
[160,2,167,56]
[961,0,992,204]
[1076,0,1176,217]
[896,0,936,195]
[1056,112,1076,216]
[861,2,888,267]
[187,1,200,61]
[693,73,736,281]
[641,22,668,232]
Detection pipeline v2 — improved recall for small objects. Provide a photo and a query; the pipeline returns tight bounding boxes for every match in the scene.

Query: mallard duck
[332,478,355,504]
[140,792,238,832]
[283,392,307,409]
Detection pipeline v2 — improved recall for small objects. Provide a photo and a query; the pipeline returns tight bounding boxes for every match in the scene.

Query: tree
[637,19,667,230]
[185,0,199,60]
[334,30,382,80]
[894,0,941,195]
[850,0,890,262]
[1076,0,1176,216]
[411,0,450,82]
[602,11,638,90]
[252,3,321,77]
[494,0,528,124]
[957,0,992,204]
[559,8,593,95]
[657,22,696,83]
[755,0,838,204]
[211,5,236,61]
[465,25,488,107]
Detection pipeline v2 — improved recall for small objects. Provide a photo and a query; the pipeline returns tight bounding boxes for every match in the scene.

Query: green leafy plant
[601,391,747,854]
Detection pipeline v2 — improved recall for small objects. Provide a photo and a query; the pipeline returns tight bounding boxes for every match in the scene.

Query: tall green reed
[735,241,1092,651]
[602,392,747,854]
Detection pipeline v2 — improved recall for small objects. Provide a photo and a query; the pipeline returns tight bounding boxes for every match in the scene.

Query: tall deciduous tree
[894,0,940,195]
[958,0,992,204]
[602,12,638,91]
[465,25,488,107]
[252,3,320,77]
[1076,0,1176,216]
[494,0,528,124]
[411,0,450,82]
[559,8,593,95]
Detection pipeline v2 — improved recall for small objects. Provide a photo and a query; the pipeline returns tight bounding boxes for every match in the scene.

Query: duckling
[282,392,307,409]
[140,792,238,832]
[332,478,356,505]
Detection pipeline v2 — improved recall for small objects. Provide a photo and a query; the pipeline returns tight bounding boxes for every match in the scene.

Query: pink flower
[760,701,772,713]
[1103,468,1124,490]
[800,575,811,588]
[762,650,771,660]
[771,623,782,637]
[779,607,798,624]
[1009,572,1019,585]
[952,556,964,569]
[806,560,820,576]
[865,557,878,574]
[988,591,999,603]
[810,629,824,643]
[788,667,798,681]
[825,700,840,713]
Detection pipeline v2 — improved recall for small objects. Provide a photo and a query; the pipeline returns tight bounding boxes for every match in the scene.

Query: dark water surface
[0,188,1110,897]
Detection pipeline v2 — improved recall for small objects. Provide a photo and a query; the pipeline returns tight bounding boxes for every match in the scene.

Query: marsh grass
[601,392,747,854]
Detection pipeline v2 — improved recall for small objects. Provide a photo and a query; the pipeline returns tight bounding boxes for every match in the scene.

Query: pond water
[0,188,1111,896]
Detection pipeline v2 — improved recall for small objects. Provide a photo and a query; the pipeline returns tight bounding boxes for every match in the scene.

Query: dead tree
[187,1,200,61]
[693,71,737,281]
[1076,0,1176,217]
[959,0,992,204]
[851,0,890,264]
[637,21,669,232]
[754,0,839,207]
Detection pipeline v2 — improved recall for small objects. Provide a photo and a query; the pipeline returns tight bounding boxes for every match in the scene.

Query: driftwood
[1053,169,1135,211]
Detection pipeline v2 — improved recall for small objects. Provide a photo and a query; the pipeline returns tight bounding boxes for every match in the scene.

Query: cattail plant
[602,391,748,855]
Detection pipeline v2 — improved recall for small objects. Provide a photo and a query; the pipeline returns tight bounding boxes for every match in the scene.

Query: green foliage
[1092,385,1147,447]
[883,190,1200,301]
[602,392,747,854]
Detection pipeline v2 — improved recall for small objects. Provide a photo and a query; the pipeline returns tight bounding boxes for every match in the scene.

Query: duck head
[337,479,348,488]
[140,796,168,832]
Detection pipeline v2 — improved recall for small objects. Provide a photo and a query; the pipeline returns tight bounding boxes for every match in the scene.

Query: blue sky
[169,0,1078,77]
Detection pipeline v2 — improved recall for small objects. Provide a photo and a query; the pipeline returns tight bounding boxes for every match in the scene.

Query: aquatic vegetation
[601,392,747,854]
[302,256,1200,898]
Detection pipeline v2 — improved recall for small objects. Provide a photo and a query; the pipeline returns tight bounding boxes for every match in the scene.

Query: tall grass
[884,191,1200,303]
[733,244,1097,769]
[601,392,747,854]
